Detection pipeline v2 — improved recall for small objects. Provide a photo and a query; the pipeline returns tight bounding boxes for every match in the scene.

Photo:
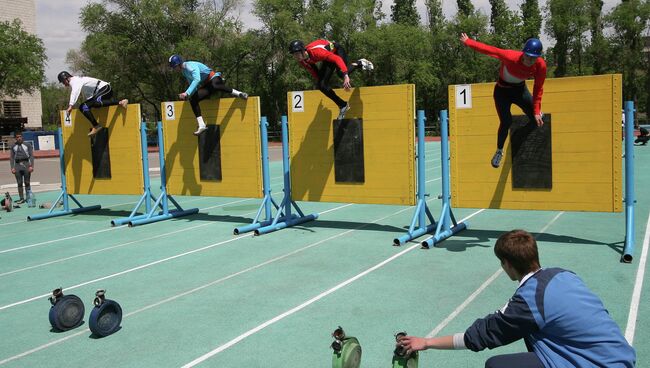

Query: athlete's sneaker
[357,58,374,71]
[193,126,207,136]
[491,150,503,168]
[88,126,103,137]
[238,92,248,100]
[337,103,350,120]
[119,99,129,108]
[15,199,25,205]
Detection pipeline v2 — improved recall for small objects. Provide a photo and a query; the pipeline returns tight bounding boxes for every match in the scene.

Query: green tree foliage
[391,0,420,26]
[489,0,521,48]
[606,0,650,105]
[67,0,244,120]
[62,0,650,123]
[520,0,542,40]
[545,0,589,77]
[40,82,68,129]
[0,19,46,99]
[587,0,609,75]
[457,0,475,18]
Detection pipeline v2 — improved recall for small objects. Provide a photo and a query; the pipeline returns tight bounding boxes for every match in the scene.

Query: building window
[2,101,22,117]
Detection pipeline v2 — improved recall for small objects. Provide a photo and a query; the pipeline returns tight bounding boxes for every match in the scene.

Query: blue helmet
[168,54,183,68]
[522,38,543,58]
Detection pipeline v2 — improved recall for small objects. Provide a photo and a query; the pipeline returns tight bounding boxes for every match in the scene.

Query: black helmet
[57,71,73,84]
[288,40,305,54]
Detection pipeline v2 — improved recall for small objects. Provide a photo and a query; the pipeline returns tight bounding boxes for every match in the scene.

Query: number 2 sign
[292,91,304,112]
[455,85,472,109]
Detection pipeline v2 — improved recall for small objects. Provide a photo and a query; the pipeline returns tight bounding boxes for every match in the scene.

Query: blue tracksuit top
[464,268,636,367]
[182,61,220,96]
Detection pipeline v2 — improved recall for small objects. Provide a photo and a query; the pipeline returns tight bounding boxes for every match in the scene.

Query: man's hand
[66,105,73,114]
[460,33,469,43]
[179,92,188,100]
[28,166,33,173]
[397,336,429,355]
[535,114,544,127]
[343,75,352,91]
[11,168,16,174]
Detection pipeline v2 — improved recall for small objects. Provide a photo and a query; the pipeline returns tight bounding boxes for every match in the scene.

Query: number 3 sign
[455,85,472,109]
[164,102,176,120]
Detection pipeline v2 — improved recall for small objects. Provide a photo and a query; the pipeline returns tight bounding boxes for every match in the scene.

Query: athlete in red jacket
[289,39,373,120]
[460,33,547,168]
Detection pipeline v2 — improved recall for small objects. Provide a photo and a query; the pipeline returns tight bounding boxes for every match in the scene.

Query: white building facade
[0,0,43,129]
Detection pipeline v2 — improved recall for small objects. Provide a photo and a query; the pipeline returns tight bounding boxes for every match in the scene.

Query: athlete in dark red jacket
[461,33,547,168]
[289,39,373,120]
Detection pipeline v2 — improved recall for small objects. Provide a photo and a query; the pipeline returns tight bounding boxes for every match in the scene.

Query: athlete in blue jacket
[398,230,636,368]
[169,55,248,135]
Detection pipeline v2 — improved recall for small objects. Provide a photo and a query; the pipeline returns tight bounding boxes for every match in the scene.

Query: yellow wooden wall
[287,84,416,205]
[448,74,622,212]
[162,97,262,198]
[60,104,143,195]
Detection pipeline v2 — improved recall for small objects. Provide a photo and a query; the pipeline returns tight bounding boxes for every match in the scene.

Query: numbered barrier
[288,84,416,205]
[449,74,636,261]
[255,85,466,245]
[29,105,198,226]
[29,105,143,221]
[161,97,262,198]
[449,74,622,212]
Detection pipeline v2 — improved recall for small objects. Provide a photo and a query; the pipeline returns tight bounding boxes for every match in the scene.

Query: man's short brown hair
[494,230,540,275]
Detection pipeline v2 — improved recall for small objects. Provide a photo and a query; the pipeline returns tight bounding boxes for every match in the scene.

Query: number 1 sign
[455,85,472,109]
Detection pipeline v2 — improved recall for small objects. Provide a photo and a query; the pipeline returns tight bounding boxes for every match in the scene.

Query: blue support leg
[421,109,467,248]
[622,101,635,263]
[255,115,318,235]
[28,128,101,221]
[127,121,198,227]
[394,110,439,245]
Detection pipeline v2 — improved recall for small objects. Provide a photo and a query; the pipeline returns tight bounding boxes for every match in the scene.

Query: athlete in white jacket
[57,71,128,136]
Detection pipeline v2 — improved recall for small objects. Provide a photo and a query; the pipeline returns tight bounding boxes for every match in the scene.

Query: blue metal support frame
[622,101,636,262]
[27,128,101,221]
[234,117,283,234]
[394,110,438,245]
[254,115,318,235]
[123,121,198,227]
[111,122,162,226]
[421,110,467,248]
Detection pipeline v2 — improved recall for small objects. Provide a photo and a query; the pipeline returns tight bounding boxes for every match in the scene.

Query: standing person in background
[9,132,33,204]
[460,33,547,168]
[168,55,248,136]
[57,71,129,137]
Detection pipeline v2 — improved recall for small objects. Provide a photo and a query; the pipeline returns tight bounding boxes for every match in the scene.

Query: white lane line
[0,235,250,311]
[0,200,357,311]
[0,222,214,278]
[180,209,485,367]
[0,201,412,364]
[625,213,650,344]
[426,211,564,338]
[0,227,121,254]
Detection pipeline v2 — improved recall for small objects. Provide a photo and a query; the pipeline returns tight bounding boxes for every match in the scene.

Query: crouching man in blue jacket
[398,229,636,368]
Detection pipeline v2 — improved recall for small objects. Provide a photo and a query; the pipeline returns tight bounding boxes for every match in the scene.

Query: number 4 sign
[455,85,472,109]
[292,91,304,112]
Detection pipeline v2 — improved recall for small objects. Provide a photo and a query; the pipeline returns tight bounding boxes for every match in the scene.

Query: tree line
[11,0,650,129]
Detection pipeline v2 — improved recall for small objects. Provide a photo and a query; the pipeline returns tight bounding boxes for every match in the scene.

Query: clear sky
[34,0,619,82]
